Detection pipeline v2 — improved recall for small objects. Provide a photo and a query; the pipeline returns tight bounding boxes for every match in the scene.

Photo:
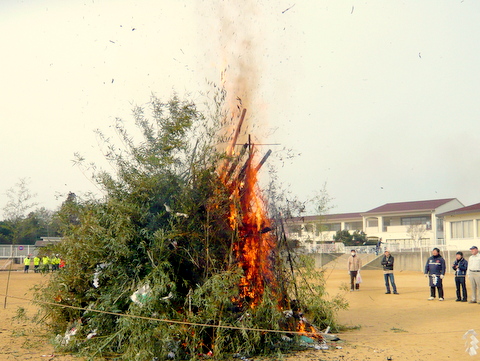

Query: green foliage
[334,230,367,247]
[0,207,62,245]
[0,221,13,244]
[290,255,348,332]
[333,230,352,245]
[11,330,27,337]
[35,94,347,360]
[13,306,29,322]
[352,230,367,245]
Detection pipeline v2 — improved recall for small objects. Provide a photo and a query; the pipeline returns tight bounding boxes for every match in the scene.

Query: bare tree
[406,224,427,248]
[3,178,39,308]
[3,178,38,221]
[311,182,334,215]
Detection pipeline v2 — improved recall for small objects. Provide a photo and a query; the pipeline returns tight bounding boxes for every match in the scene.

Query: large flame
[220,109,276,308]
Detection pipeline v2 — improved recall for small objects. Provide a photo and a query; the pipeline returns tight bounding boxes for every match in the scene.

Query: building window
[451,220,473,239]
[368,219,378,227]
[401,217,428,226]
[323,223,341,232]
[437,218,444,232]
[288,225,302,236]
[383,218,390,232]
[464,221,473,238]
[304,224,314,233]
[345,221,363,230]
[315,223,327,235]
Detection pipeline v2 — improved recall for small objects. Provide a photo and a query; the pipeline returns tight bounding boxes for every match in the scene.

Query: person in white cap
[467,246,480,303]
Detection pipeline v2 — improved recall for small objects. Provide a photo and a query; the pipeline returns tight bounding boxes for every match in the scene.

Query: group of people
[347,249,398,294]
[23,254,65,273]
[346,246,480,302]
[425,246,480,302]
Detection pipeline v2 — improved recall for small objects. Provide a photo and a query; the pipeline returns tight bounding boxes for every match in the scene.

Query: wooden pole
[228,108,247,157]
[4,249,15,309]
[255,149,272,173]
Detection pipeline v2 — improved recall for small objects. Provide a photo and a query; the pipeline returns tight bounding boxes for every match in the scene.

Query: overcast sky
[1,0,480,217]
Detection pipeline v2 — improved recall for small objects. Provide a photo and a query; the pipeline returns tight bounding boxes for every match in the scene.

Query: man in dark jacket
[452,251,468,302]
[424,248,446,301]
[381,251,398,294]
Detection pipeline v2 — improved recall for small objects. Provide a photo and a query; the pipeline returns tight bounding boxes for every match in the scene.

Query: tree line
[1,178,63,244]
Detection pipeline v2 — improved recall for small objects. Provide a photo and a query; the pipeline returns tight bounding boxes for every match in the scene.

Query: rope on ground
[0,292,472,337]
[0,293,317,336]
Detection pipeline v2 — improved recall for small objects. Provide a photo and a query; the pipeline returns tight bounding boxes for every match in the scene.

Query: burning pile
[220,108,278,308]
[36,95,346,360]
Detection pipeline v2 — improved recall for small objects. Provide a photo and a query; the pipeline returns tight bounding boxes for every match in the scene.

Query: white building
[284,213,362,252]
[361,198,463,249]
[285,198,464,252]
[439,202,480,251]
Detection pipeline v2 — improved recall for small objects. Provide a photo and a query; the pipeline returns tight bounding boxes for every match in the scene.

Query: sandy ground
[285,268,480,361]
[0,270,73,361]
[0,268,479,360]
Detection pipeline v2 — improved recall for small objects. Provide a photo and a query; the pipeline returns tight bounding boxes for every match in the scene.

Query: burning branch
[219,108,279,308]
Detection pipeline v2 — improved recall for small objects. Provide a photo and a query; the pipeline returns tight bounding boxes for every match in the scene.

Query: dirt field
[0,268,478,360]
[308,268,479,360]
[0,270,73,361]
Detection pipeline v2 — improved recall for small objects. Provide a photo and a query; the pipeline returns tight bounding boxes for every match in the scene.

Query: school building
[284,198,468,253]
[438,202,480,251]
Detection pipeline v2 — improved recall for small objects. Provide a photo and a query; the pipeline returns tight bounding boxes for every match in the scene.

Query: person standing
[424,248,446,301]
[467,246,480,303]
[42,255,50,273]
[376,238,383,256]
[23,255,31,273]
[452,251,468,302]
[33,255,40,273]
[347,250,362,291]
[51,254,59,271]
[381,251,399,294]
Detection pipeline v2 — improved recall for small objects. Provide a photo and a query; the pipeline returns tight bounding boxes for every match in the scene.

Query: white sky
[1,0,480,216]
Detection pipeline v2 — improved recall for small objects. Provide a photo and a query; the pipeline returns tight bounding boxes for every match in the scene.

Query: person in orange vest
[23,255,31,273]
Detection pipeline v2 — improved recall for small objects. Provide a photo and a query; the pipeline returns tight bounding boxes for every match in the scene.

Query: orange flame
[219,111,277,308]
[297,320,324,341]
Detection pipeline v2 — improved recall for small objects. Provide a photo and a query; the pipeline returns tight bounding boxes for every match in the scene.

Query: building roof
[437,202,480,217]
[287,212,362,223]
[35,237,63,247]
[324,212,363,221]
[35,240,54,247]
[40,237,62,241]
[363,198,456,215]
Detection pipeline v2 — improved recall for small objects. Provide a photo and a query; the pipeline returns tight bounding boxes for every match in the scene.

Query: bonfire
[36,95,346,360]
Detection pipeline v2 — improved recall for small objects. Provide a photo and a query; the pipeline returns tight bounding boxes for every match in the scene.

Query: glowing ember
[297,319,324,341]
